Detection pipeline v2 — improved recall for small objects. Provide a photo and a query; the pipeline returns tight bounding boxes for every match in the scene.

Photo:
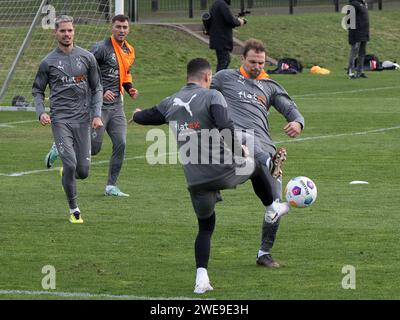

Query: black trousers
[348,41,367,74]
[188,158,274,220]
[215,49,231,72]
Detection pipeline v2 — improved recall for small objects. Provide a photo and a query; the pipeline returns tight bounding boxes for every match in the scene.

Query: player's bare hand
[39,113,51,126]
[128,108,142,124]
[103,90,116,102]
[92,117,103,129]
[284,121,302,138]
[128,88,138,99]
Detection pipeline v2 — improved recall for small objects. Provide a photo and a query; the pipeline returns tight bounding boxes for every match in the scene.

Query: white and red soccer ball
[285,176,317,208]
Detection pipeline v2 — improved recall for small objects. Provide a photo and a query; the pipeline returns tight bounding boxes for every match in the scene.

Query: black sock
[195,212,216,269]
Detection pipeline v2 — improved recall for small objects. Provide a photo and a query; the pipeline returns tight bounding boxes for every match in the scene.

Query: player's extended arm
[88,55,103,120]
[32,61,49,122]
[274,94,304,138]
[271,84,304,138]
[130,106,166,125]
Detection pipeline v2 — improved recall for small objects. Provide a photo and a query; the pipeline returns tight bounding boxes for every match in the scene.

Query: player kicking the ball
[130,58,289,294]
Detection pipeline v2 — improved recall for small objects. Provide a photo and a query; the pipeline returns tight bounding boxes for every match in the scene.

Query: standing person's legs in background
[215,49,231,72]
[348,42,360,79]
[356,41,368,78]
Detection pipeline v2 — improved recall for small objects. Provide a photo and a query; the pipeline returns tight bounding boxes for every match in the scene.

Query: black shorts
[188,169,252,219]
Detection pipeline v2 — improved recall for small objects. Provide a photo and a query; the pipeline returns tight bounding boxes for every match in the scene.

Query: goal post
[0,0,46,104]
[115,0,124,15]
[0,0,124,109]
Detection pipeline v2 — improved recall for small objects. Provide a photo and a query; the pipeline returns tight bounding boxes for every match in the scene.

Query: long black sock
[250,161,274,206]
[195,212,216,269]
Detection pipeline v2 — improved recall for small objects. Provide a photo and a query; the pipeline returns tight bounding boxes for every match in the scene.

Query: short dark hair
[55,15,74,29]
[187,58,211,79]
[112,14,130,23]
[242,39,268,57]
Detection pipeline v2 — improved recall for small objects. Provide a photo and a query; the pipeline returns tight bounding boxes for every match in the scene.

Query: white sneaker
[348,72,356,79]
[265,200,290,224]
[104,185,130,197]
[45,142,59,168]
[194,281,214,294]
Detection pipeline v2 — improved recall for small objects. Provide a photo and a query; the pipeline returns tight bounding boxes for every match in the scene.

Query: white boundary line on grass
[0,119,37,127]
[0,120,37,124]
[0,153,177,177]
[275,125,400,144]
[0,84,398,125]
[0,289,207,300]
[1,126,400,177]
[292,85,400,98]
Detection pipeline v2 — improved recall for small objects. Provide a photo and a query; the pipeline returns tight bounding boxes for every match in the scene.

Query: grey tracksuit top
[90,38,131,109]
[32,46,103,123]
[156,83,241,187]
[211,69,305,150]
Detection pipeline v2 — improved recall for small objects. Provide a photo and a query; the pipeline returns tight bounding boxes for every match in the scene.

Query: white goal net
[0,0,121,109]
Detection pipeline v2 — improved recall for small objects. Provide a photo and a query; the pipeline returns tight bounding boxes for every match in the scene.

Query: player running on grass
[45,14,138,197]
[32,15,103,223]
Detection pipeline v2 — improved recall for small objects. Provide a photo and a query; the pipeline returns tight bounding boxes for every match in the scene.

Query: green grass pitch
[0,10,399,300]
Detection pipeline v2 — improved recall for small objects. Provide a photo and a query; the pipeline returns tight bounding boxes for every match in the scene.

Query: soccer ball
[285,176,317,208]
